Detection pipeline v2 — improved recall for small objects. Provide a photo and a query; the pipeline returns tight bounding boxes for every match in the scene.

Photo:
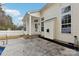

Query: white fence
[0,30,27,36]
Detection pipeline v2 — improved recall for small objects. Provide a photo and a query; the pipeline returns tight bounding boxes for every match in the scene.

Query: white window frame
[41,17,44,32]
[61,5,71,33]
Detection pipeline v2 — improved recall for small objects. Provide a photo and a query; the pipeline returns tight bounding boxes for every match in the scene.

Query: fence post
[6,31,8,44]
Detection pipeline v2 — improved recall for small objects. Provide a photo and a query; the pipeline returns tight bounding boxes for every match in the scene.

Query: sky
[2,3,45,26]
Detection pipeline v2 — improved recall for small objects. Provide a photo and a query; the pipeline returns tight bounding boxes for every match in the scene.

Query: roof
[40,3,55,12]
[22,3,54,21]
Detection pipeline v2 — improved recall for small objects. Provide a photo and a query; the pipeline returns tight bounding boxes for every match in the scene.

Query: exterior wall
[40,4,61,40]
[40,3,79,44]
[59,4,74,43]
[31,16,41,35]
[23,3,79,44]
[72,4,79,37]
[59,3,79,43]
[29,12,41,35]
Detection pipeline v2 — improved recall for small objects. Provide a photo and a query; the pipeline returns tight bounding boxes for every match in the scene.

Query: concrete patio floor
[0,37,78,56]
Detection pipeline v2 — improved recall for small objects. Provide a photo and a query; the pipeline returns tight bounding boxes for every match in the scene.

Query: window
[41,17,44,32]
[41,17,44,21]
[35,24,38,31]
[41,22,44,26]
[61,5,71,33]
[61,14,71,33]
[62,6,71,13]
[62,14,71,24]
[62,24,71,33]
[41,27,44,31]
[34,20,38,22]
[41,22,44,31]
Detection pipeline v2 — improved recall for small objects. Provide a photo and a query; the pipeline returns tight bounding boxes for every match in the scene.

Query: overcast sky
[2,3,45,26]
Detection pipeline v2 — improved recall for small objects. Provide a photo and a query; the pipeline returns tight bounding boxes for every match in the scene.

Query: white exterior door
[33,22,40,35]
[44,18,56,39]
[44,19,55,40]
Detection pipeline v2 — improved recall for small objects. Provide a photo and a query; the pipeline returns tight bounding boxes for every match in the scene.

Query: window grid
[41,22,44,31]
[61,5,71,33]
[41,17,44,32]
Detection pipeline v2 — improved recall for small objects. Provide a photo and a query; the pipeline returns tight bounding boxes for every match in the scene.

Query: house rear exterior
[22,3,79,45]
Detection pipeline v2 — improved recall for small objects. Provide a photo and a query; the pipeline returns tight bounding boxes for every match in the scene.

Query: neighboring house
[22,3,79,44]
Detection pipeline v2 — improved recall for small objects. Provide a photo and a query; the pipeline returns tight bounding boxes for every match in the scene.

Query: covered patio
[22,11,41,36]
[1,37,78,56]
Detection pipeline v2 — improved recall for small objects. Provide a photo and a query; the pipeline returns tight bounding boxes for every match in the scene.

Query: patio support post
[26,20,27,31]
[25,19,28,34]
[29,15,32,35]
